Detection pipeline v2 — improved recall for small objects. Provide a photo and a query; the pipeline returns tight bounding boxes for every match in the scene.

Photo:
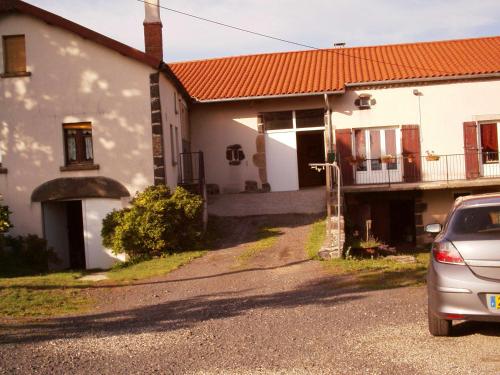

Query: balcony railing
[345,152,500,186]
[178,151,205,196]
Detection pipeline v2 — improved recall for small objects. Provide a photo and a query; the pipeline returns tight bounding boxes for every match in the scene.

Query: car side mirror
[425,223,442,234]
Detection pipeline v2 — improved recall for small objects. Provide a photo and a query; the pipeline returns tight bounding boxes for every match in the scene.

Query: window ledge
[60,164,100,172]
[0,167,7,174]
[1,71,31,78]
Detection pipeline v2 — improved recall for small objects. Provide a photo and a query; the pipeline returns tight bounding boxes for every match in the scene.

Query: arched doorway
[32,177,130,270]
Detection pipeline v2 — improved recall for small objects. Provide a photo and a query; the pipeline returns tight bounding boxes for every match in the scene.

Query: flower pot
[381,156,396,164]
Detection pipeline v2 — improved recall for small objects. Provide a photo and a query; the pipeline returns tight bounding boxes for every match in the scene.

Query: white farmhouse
[0,0,191,269]
[171,36,500,248]
[1,0,500,269]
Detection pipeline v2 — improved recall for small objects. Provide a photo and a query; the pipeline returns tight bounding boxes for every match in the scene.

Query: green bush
[0,202,12,233]
[0,235,58,275]
[101,185,204,261]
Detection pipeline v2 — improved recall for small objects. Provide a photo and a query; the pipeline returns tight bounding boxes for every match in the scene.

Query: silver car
[426,193,500,336]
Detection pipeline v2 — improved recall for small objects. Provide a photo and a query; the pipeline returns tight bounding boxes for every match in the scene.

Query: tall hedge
[101,185,204,260]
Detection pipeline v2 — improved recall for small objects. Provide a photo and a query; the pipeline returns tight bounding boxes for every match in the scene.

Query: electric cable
[138,0,456,75]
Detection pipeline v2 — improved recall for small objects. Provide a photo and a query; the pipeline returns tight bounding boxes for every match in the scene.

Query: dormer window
[2,35,30,77]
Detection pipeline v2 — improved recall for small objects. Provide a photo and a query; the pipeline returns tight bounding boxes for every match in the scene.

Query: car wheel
[428,306,452,336]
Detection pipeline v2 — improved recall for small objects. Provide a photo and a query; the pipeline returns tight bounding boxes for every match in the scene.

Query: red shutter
[335,129,354,185]
[463,122,480,179]
[401,125,421,182]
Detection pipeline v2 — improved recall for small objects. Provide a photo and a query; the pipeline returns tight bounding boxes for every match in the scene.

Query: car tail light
[432,241,465,265]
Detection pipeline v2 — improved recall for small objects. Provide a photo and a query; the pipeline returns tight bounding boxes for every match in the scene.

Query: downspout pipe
[324,93,334,155]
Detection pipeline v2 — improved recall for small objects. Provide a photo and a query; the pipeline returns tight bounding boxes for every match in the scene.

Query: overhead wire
[137,0,456,75]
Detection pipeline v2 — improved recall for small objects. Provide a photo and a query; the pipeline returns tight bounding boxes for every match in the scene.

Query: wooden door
[335,129,354,185]
[464,121,480,179]
[401,125,421,182]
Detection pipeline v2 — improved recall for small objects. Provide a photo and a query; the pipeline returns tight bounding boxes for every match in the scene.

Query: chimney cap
[144,0,161,24]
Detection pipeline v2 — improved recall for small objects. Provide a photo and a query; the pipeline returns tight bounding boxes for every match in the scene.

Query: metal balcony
[343,152,500,187]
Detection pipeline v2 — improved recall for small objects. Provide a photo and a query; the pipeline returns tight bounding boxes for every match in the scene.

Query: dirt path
[1,214,500,374]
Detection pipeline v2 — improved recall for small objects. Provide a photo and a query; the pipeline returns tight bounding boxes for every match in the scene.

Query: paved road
[1,215,500,374]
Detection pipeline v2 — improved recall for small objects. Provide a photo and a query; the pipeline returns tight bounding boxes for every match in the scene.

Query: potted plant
[380,154,396,164]
[348,236,387,257]
[347,154,366,166]
[425,150,440,161]
[403,153,415,163]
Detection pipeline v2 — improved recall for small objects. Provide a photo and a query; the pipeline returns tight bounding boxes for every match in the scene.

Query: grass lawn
[235,227,281,267]
[107,250,206,282]
[0,250,206,319]
[324,252,430,290]
[0,271,91,318]
[304,219,429,290]
[306,219,326,259]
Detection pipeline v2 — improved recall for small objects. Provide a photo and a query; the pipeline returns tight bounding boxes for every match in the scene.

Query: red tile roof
[170,36,500,102]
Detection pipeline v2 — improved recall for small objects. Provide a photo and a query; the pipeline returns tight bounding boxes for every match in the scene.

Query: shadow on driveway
[0,276,365,345]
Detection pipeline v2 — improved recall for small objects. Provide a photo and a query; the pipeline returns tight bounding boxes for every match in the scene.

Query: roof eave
[192,89,346,104]
[345,73,500,88]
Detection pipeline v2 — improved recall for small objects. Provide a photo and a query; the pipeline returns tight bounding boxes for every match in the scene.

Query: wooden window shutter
[3,35,27,74]
[401,125,421,182]
[335,129,354,185]
[463,121,480,179]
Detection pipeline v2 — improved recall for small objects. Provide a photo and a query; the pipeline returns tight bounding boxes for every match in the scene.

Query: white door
[479,122,500,177]
[265,131,299,191]
[354,128,402,184]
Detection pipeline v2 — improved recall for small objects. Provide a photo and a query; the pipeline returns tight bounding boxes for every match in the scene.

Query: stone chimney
[143,0,163,61]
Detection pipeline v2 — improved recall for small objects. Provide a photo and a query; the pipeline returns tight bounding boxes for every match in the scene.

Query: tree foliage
[101,185,204,260]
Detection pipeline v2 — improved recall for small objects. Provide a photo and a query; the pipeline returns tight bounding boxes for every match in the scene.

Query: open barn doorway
[43,200,86,270]
[296,130,326,188]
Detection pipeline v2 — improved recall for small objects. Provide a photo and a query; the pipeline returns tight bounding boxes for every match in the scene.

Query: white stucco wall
[332,80,500,156]
[190,96,324,193]
[159,74,188,189]
[0,13,157,238]
[190,80,500,193]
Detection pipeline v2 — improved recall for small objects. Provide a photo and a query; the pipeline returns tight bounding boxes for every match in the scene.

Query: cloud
[24,0,500,62]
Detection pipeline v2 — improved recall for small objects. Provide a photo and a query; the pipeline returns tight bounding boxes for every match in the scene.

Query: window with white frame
[170,124,177,165]
[354,128,399,172]
[174,92,179,114]
[263,109,325,132]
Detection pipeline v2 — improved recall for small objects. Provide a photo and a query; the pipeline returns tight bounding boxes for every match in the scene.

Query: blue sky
[26,0,500,62]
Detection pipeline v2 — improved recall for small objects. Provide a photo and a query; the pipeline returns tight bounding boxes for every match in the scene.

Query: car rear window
[450,205,500,235]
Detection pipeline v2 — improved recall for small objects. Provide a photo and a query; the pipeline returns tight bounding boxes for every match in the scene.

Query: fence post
[387,162,391,187]
[445,155,449,182]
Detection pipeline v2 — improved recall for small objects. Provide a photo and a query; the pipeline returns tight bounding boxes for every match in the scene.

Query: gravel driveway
[1,214,500,374]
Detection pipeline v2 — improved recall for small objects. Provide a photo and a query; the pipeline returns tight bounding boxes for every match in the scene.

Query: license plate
[487,294,500,310]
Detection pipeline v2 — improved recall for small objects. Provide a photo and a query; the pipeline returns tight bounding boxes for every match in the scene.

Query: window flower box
[348,155,366,165]
[380,154,396,164]
[425,151,440,161]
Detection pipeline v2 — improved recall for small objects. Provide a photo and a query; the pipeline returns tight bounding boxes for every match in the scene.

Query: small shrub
[101,185,204,261]
[0,202,12,234]
[1,234,58,275]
